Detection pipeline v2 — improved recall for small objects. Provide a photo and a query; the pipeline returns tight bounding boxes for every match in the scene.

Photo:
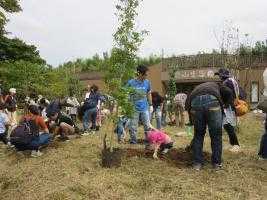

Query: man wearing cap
[4,88,17,126]
[215,68,241,153]
[126,65,152,144]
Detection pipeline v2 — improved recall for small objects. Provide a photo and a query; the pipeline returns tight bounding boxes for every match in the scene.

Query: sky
[6,0,267,66]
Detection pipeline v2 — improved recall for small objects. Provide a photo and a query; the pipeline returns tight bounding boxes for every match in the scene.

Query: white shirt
[0,111,9,134]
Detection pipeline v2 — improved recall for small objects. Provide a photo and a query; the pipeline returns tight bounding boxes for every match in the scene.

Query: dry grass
[0,113,267,200]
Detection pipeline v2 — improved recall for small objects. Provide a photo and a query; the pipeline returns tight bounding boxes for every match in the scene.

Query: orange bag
[234,98,249,116]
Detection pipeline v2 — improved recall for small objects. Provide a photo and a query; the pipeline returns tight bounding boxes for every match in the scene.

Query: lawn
[0,113,266,200]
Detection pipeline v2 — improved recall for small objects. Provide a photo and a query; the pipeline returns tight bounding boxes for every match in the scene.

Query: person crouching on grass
[146,128,173,159]
[47,112,76,142]
[0,102,11,145]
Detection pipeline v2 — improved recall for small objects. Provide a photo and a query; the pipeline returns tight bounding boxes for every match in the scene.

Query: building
[148,54,267,105]
[78,54,267,105]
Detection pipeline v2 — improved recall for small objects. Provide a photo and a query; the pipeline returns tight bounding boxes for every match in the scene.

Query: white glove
[149,105,153,114]
[97,104,100,110]
[153,152,158,159]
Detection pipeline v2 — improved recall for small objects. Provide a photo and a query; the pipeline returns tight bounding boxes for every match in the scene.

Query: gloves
[153,152,158,159]
[149,105,153,114]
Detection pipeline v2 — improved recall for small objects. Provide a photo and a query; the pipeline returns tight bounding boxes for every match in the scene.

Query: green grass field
[0,113,267,200]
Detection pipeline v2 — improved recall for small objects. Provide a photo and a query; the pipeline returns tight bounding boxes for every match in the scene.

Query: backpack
[227,78,249,116]
[10,118,39,145]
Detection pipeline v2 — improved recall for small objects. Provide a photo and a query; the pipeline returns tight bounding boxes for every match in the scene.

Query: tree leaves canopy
[0,0,22,35]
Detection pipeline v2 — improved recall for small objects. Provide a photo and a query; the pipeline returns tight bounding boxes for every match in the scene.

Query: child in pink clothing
[147,129,173,159]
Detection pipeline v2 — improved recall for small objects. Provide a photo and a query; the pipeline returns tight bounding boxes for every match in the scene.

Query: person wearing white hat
[4,88,17,129]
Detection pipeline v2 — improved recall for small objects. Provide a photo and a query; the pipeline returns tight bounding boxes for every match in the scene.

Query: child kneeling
[147,129,173,159]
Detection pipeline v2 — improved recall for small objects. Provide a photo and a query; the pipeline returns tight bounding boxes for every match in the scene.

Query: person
[147,128,173,159]
[215,68,241,152]
[84,84,91,99]
[114,115,129,143]
[48,111,76,141]
[173,92,187,128]
[150,91,164,129]
[46,97,73,118]
[82,84,101,134]
[257,68,267,160]
[66,94,80,122]
[127,65,152,144]
[185,82,233,170]
[0,102,10,144]
[4,88,17,126]
[0,83,4,104]
[161,95,168,127]
[10,105,51,157]
[38,97,50,120]
[258,115,267,160]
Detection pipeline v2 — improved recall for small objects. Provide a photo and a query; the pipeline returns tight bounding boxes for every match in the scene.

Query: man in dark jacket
[185,82,233,170]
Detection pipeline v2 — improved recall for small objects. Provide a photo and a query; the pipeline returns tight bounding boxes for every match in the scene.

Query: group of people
[0,65,267,170]
[0,84,111,157]
[114,65,267,170]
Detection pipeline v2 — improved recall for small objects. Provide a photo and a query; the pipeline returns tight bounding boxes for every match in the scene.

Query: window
[251,81,259,103]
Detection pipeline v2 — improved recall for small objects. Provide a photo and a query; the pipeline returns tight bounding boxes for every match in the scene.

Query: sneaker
[229,145,241,153]
[31,150,43,157]
[6,142,15,149]
[212,163,223,170]
[192,163,202,171]
[258,156,267,161]
[81,131,91,136]
[129,140,137,144]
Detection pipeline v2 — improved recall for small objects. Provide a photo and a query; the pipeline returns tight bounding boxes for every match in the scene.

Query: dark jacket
[185,82,234,113]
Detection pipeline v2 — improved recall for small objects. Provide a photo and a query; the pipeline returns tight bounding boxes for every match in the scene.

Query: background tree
[0,0,21,35]
[0,36,45,64]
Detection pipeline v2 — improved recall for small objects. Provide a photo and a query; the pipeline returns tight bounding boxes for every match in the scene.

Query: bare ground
[0,113,267,200]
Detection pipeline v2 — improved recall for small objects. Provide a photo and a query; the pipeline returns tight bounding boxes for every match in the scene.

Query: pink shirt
[147,130,171,145]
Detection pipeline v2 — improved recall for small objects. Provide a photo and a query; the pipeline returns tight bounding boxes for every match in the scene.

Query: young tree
[103,0,147,154]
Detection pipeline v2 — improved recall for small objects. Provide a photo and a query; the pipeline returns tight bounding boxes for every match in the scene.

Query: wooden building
[148,55,267,105]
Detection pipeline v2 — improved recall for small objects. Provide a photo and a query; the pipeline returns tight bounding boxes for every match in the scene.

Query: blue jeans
[150,107,162,129]
[14,133,51,151]
[129,110,150,144]
[115,119,129,141]
[83,107,97,131]
[191,95,223,165]
[161,110,167,127]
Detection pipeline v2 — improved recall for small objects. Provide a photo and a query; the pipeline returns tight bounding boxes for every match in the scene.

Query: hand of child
[153,152,158,159]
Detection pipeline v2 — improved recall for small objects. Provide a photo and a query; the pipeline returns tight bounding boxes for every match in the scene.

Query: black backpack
[10,118,39,145]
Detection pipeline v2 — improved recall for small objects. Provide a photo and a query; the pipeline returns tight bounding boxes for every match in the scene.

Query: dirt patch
[124,148,210,168]
[101,148,123,168]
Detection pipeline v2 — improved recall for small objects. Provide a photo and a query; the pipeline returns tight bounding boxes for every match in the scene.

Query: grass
[0,113,267,200]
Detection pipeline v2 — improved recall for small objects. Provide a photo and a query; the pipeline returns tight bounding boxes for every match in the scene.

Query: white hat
[9,88,16,93]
